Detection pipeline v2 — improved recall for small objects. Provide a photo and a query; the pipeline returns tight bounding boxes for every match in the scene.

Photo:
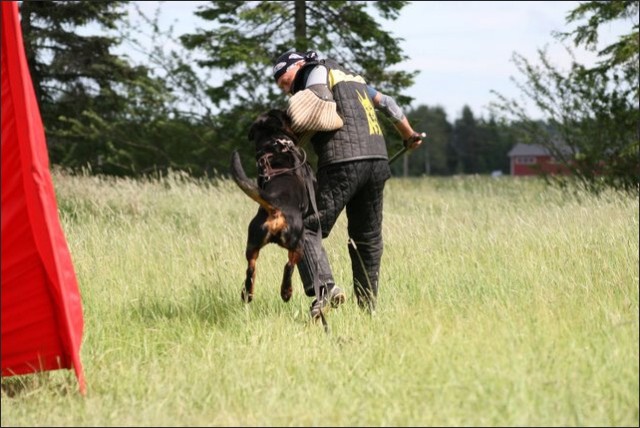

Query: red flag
[1,1,86,394]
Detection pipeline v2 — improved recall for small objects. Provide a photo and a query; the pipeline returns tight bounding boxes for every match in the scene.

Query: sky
[123,1,631,121]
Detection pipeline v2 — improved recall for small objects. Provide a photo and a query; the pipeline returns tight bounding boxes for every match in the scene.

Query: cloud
[378,1,630,117]
[117,1,632,119]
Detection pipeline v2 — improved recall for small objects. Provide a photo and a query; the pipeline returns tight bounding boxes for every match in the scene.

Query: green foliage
[402,105,453,176]
[21,1,523,180]
[181,1,415,100]
[19,2,141,164]
[491,0,639,195]
[21,1,589,181]
[452,106,483,174]
[401,105,513,177]
[451,108,515,175]
[179,1,418,167]
[492,47,639,195]
[476,116,515,174]
[18,1,230,177]
[560,0,639,100]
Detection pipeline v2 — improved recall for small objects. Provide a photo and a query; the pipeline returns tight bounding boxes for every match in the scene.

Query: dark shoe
[328,285,346,308]
[310,284,346,321]
[309,298,325,321]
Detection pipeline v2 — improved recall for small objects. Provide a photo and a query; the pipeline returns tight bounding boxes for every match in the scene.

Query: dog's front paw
[280,286,292,302]
[241,289,253,303]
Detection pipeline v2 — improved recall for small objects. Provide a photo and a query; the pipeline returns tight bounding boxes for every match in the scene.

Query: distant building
[507,142,572,176]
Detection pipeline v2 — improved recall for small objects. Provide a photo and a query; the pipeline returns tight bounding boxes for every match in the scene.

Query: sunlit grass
[2,170,638,427]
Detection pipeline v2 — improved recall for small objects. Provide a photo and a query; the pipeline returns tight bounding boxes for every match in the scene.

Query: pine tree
[179,1,418,173]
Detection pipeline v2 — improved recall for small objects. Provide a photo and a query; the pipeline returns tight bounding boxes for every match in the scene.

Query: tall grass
[2,170,638,427]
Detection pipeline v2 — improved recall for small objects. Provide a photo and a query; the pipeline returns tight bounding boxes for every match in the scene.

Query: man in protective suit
[273,50,423,319]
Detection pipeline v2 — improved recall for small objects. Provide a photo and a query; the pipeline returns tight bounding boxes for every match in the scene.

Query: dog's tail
[230,150,276,213]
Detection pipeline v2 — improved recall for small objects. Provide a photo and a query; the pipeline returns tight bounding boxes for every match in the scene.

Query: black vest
[291,59,388,168]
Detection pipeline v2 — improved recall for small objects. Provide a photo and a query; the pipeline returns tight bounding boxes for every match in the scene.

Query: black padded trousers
[297,159,391,310]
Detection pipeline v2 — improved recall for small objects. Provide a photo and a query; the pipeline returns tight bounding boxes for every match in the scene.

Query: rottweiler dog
[230,109,313,304]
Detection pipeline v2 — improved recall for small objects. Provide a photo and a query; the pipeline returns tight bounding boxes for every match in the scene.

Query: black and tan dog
[230,109,314,304]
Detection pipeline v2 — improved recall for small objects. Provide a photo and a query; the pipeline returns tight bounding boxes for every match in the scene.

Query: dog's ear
[259,110,283,133]
[250,110,295,142]
[263,109,285,129]
[277,110,296,140]
[248,112,269,141]
[276,109,292,129]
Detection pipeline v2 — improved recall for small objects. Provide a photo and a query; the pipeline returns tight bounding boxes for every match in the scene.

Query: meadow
[2,170,638,427]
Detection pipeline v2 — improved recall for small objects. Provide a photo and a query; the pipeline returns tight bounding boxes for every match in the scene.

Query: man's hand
[403,132,426,150]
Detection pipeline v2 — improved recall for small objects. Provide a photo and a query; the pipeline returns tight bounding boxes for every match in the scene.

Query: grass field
[2,170,638,427]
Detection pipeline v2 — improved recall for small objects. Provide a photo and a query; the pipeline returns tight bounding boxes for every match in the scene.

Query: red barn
[507,143,572,176]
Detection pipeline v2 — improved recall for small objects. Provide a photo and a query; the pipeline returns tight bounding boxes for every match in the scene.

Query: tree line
[18,1,639,195]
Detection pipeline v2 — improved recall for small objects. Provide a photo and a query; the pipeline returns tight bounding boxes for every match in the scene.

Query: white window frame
[515,156,536,165]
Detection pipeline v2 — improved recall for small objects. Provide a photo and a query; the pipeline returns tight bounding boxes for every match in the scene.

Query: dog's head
[248,109,296,148]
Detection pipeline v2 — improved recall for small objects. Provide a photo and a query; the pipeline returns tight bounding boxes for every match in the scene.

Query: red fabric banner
[1,1,86,394]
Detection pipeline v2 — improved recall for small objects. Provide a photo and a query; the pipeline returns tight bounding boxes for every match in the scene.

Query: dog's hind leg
[281,247,303,302]
[242,247,260,303]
